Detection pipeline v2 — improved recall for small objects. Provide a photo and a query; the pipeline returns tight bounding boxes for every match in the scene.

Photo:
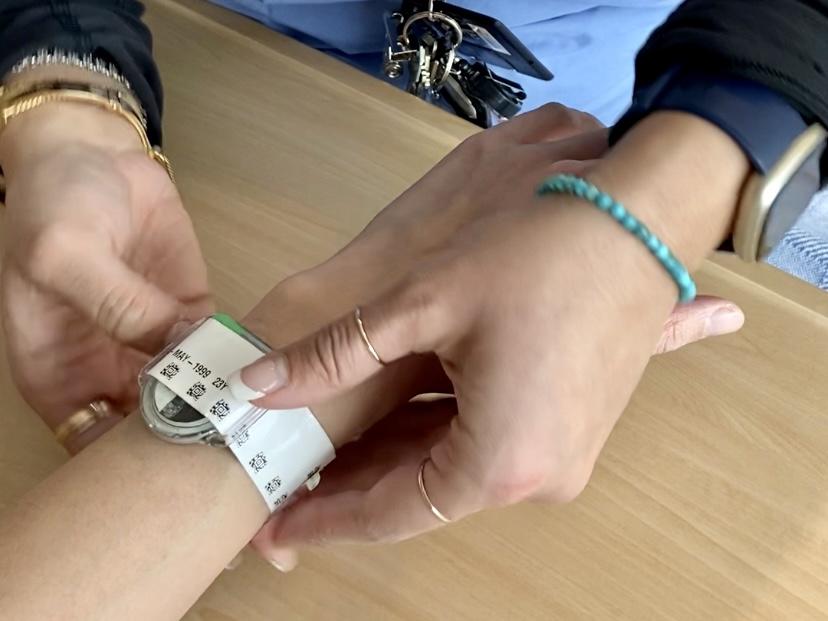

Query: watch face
[138,314,271,446]
[140,378,222,445]
[154,383,205,424]
[760,139,825,258]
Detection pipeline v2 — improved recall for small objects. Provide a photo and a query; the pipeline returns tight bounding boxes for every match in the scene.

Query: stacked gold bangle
[0,71,174,199]
[1,81,173,179]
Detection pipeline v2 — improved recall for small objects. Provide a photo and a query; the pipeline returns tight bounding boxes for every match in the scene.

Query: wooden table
[1,1,827,618]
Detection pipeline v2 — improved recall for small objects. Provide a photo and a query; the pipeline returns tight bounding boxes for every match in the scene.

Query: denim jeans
[769,191,828,291]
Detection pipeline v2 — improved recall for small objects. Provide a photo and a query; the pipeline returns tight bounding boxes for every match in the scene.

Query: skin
[0,75,745,591]
[233,107,751,553]
[0,100,212,441]
[0,91,738,450]
[0,106,746,617]
[0,277,442,620]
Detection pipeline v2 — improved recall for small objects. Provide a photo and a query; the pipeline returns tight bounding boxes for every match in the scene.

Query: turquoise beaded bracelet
[537,174,696,303]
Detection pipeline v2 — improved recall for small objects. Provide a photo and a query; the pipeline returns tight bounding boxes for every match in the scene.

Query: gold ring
[54,400,120,447]
[417,458,451,524]
[354,307,385,366]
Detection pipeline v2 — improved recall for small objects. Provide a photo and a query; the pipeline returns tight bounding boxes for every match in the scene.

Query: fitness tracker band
[139,314,334,512]
[612,69,828,262]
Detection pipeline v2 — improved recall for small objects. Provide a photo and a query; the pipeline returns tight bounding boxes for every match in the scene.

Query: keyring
[400,10,464,52]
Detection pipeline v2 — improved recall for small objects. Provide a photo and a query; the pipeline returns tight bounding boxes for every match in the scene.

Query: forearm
[0,414,262,620]
[0,288,426,620]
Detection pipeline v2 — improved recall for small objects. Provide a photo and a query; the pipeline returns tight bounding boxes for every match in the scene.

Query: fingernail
[268,549,298,573]
[229,355,288,401]
[305,472,321,492]
[706,306,745,336]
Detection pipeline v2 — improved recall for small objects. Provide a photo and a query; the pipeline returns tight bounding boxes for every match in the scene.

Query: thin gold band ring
[54,400,120,447]
[354,307,385,366]
[417,457,451,524]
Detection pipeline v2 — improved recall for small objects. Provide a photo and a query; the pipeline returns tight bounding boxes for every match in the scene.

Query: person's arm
[0,278,434,621]
[0,1,203,442]
[0,0,163,144]
[221,107,749,550]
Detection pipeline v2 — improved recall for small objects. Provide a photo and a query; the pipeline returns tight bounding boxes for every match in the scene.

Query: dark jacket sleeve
[0,1,163,145]
[612,0,828,139]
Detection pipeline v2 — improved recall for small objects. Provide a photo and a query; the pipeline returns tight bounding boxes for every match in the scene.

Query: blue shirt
[207,1,681,124]
[206,0,828,290]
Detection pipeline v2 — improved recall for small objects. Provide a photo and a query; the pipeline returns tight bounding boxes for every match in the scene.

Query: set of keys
[382,1,552,127]
[383,3,462,99]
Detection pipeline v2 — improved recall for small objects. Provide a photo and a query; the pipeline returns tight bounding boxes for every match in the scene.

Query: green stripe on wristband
[537,174,697,303]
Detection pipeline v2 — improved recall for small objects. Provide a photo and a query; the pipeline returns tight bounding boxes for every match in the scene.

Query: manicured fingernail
[268,549,298,573]
[269,560,289,572]
[305,472,321,491]
[706,306,745,336]
[229,355,288,401]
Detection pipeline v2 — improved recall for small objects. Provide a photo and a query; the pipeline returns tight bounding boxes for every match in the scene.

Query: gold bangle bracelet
[0,80,147,131]
[0,84,173,202]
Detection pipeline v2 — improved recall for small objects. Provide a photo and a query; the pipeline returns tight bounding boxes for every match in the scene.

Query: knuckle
[547,159,586,176]
[558,422,598,498]
[302,318,357,388]
[492,440,594,506]
[546,468,591,504]
[457,131,490,159]
[573,110,603,131]
[538,102,568,117]
[395,274,450,351]
[540,450,593,504]
[658,314,696,354]
[539,102,602,131]
[96,284,144,337]
[353,508,387,544]
[482,459,547,506]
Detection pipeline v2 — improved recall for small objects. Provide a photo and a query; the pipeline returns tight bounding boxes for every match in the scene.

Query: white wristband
[142,316,334,512]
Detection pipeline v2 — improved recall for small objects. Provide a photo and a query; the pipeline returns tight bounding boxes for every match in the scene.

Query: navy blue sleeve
[613,0,828,137]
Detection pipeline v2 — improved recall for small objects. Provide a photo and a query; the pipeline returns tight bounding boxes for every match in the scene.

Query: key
[401,9,462,95]
[411,44,432,96]
[382,12,417,79]
[417,31,455,97]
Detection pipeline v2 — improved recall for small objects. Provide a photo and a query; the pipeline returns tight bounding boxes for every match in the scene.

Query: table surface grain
[1,1,827,619]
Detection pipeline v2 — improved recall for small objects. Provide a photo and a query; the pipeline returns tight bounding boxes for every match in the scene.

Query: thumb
[229,280,458,408]
[655,295,744,355]
[32,240,187,352]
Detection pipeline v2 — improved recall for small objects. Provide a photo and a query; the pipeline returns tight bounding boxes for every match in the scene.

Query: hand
[0,103,212,451]
[225,105,747,556]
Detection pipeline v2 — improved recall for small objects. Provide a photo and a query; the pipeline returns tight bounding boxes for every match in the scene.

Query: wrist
[534,111,749,314]
[591,111,750,270]
[0,101,145,177]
